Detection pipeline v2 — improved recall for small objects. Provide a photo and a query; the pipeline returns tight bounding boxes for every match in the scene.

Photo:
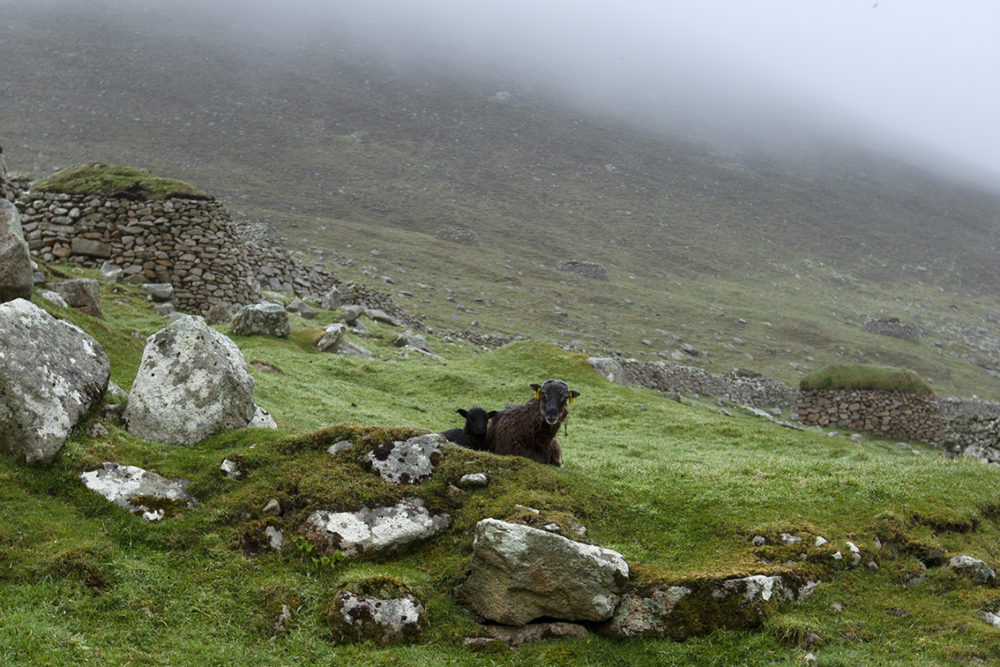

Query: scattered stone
[262,498,282,516]
[98,261,123,283]
[273,604,293,633]
[365,308,402,327]
[301,498,450,557]
[337,304,365,324]
[265,526,284,551]
[326,580,425,644]
[814,536,829,547]
[320,286,342,311]
[476,622,589,647]
[752,535,767,547]
[49,278,103,318]
[457,473,490,489]
[203,301,233,325]
[286,299,317,319]
[79,462,195,521]
[141,283,174,302]
[36,289,68,308]
[230,302,291,337]
[393,330,430,352]
[681,343,700,357]
[87,422,109,439]
[336,340,373,359]
[0,299,110,464]
[603,585,693,638]
[455,518,629,625]
[123,315,268,445]
[152,303,174,317]
[316,323,346,352]
[366,434,444,484]
[946,555,997,585]
[0,199,32,303]
[780,533,802,546]
[327,440,353,456]
[220,458,245,480]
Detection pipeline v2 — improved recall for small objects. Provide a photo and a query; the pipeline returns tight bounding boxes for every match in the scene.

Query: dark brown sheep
[484,379,580,467]
[441,407,497,451]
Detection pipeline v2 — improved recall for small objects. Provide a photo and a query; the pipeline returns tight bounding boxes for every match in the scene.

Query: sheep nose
[545,415,560,425]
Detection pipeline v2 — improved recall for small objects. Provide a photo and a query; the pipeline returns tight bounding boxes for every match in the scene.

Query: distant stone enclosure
[797,389,946,442]
[557,260,608,281]
[863,317,921,343]
[15,190,335,314]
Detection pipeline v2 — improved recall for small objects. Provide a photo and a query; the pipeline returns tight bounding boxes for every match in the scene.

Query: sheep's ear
[531,383,542,400]
[456,408,468,417]
[487,411,498,419]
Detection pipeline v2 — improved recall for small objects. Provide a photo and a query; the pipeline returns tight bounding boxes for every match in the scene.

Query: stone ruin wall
[14,190,336,314]
[797,389,947,442]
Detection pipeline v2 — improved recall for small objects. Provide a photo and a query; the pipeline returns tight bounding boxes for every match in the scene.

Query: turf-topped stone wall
[14,186,339,314]
[797,389,947,441]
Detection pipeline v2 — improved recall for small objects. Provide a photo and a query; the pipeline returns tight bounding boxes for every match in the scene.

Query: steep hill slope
[3,2,1000,398]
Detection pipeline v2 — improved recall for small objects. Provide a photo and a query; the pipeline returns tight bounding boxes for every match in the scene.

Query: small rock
[265,525,284,551]
[457,473,489,489]
[946,555,997,585]
[262,498,282,516]
[327,440,352,456]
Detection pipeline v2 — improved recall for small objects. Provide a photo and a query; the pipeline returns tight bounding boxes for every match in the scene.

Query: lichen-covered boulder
[79,462,196,521]
[946,555,997,585]
[455,518,629,625]
[49,278,104,318]
[317,323,346,352]
[123,315,269,445]
[365,434,444,484]
[0,199,32,303]
[230,302,291,337]
[301,498,450,557]
[0,299,110,464]
[325,578,425,644]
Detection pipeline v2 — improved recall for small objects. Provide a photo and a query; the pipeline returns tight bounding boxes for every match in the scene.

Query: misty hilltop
[3,1,1000,399]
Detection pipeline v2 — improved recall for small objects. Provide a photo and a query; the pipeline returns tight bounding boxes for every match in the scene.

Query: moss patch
[31,163,209,200]
[799,363,933,394]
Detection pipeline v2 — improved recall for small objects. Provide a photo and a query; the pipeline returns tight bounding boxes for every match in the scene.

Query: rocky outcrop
[455,519,629,625]
[797,389,946,442]
[79,462,196,521]
[0,298,110,464]
[123,315,272,445]
[0,199,33,303]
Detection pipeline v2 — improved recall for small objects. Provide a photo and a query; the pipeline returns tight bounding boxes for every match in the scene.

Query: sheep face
[456,407,497,438]
[531,379,581,426]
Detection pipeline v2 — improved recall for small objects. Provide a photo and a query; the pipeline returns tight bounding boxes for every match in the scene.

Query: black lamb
[483,379,580,467]
[441,407,497,450]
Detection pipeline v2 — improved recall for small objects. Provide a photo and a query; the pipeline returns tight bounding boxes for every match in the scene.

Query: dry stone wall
[935,414,1000,464]
[797,389,946,442]
[15,190,339,315]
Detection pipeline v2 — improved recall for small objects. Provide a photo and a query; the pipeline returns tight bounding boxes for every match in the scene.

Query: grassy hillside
[2,269,1000,665]
[3,3,1000,401]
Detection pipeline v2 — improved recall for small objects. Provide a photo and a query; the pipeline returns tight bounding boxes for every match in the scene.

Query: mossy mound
[31,163,209,200]
[799,363,933,395]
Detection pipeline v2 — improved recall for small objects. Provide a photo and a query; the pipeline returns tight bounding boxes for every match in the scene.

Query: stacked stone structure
[15,189,337,315]
[797,389,946,442]
[935,414,1000,464]
[863,317,921,343]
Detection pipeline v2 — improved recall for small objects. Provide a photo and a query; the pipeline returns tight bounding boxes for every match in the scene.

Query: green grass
[31,163,208,200]
[3,271,1000,664]
[799,364,934,395]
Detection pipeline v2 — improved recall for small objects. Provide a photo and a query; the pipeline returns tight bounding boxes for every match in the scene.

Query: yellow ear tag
[534,389,541,400]
[569,396,575,404]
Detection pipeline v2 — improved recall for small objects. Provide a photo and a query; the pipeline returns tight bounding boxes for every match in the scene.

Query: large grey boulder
[301,498,450,557]
[123,315,270,445]
[0,299,110,464]
[230,302,291,337]
[49,278,104,318]
[79,462,196,521]
[0,199,32,303]
[455,519,629,625]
